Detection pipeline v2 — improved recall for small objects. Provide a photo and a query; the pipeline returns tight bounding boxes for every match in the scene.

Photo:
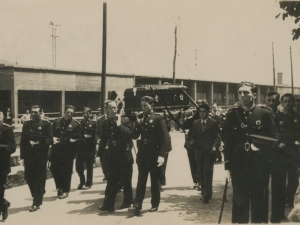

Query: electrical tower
[49,21,60,68]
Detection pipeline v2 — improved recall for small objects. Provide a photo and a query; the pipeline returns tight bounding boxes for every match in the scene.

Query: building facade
[0,64,299,123]
[0,65,135,121]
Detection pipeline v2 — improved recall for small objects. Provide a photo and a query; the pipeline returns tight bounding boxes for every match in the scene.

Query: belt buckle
[245,142,250,151]
[143,139,147,144]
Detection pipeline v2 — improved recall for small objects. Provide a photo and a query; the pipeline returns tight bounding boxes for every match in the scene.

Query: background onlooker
[20,110,31,123]
[4,108,13,125]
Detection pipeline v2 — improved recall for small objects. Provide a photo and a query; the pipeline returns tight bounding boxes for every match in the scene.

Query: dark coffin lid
[124,84,190,113]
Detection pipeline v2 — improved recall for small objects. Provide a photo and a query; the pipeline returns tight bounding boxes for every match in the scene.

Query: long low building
[0,64,135,121]
[134,76,300,106]
[0,64,299,123]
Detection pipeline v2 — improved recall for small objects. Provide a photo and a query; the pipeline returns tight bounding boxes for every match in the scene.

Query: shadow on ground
[9,206,30,215]
[160,181,232,223]
[64,181,232,223]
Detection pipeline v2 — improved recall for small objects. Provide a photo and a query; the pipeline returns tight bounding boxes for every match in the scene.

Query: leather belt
[137,139,156,145]
[58,137,69,143]
[142,139,155,144]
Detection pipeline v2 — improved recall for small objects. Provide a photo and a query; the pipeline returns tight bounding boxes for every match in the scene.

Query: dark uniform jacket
[132,112,169,166]
[191,118,219,155]
[275,111,300,146]
[224,105,277,171]
[79,117,96,153]
[97,116,132,162]
[51,117,81,158]
[0,123,16,174]
[275,111,300,168]
[20,119,53,161]
[95,115,107,142]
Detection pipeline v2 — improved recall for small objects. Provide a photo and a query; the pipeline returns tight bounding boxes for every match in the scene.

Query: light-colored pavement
[5,132,231,225]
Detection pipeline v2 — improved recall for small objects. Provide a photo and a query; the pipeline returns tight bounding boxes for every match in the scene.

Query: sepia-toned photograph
[1,0,300,224]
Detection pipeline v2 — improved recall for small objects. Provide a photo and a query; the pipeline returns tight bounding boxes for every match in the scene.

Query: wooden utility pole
[173,26,177,84]
[290,46,294,95]
[101,2,107,115]
[272,42,276,91]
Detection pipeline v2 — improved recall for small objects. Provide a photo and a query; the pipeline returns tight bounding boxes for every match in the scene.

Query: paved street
[5,132,232,224]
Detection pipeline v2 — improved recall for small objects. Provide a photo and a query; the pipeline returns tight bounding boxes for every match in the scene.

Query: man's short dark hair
[238,81,257,94]
[65,105,75,112]
[106,100,117,107]
[196,99,208,106]
[83,107,91,113]
[198,103,210,112]
[141,96,155,105]
[103,100,110,108]
[31,105,41,113]
[281,93,295,103]
[266,91,280,101]
[116,100,123,108]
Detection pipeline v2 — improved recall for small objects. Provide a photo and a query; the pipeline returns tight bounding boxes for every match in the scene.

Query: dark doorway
[65,91,100,113]
[18,90,61,116]
[0,90,11,112]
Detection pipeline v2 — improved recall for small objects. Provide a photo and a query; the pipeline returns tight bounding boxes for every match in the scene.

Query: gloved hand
[279,143,286,148]
[96,156,101,165]
[224,170,231,183]
[116,114,121,126]
[53,137,60,145]
[251,143,259,151]
[19,159,24,167]
[211,147,216,153]
[30,140,39,146]
[157,156,165,167]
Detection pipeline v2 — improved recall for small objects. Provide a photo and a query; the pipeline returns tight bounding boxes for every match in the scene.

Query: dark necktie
[202,121,206,130]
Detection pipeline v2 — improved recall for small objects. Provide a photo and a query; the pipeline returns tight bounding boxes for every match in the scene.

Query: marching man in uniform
[50,105,81,199]
[275,94,300,208]
[128,96,169,215]
[224,82,277,223]
[95,101,109,181]
[76,107,96,190]
[0,111,16,220]
[96,100,133,212]
[20,105,53,212]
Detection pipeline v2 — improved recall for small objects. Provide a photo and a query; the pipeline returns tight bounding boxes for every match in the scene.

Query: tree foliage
[277,1,300,40]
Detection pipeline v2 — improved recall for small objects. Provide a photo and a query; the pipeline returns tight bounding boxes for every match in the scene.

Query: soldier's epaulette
[260,105,272,111]
[3,123,11,128]
[154,113,164,119]
[227,106,238,113]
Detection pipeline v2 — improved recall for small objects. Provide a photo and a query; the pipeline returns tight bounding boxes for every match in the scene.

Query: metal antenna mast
[49,22,60,68]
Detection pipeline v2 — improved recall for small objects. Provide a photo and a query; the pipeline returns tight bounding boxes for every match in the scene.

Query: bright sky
[0,0,300,86]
